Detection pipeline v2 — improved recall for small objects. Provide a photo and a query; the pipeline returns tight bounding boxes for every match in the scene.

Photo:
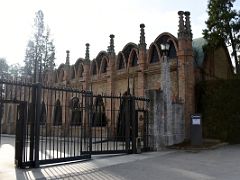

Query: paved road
[1,136,240,180]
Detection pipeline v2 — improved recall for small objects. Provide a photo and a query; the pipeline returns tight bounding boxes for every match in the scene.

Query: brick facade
[2,11,232,142]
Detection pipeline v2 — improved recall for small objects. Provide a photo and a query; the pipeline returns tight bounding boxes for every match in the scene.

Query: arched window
[70,97,82,126]
[92,95,107,127]
[101,59,108,73]
[79,64,84,77]
[58,69,64,82]
[118,55,125,70]
[131,52,138,67]
[150,46,159,63]
[71,67,75,79]
[168,41,177,59]
[92,62,97,75]
[54,73,58,83]
[116,91,136,140]
[40,101,46,125]
[53,99,62,126]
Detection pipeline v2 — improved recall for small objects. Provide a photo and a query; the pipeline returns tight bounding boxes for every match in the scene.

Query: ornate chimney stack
[139,23,146,50]
[178,11,185,39]
[85,43,90,61]
[177,10,195,139]
[184,11,192,40]
[108,34,115,56]
[65,50,70,65]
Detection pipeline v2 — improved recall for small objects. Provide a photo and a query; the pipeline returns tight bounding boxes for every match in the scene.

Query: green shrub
[196,79,240,143]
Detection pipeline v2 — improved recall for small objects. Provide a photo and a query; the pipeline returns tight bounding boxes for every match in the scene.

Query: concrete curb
[167,142,228,151]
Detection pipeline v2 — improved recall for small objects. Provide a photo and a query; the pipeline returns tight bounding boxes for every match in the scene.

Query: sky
[0,0,210,67]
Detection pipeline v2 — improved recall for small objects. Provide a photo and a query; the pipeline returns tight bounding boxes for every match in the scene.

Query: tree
[203,0,240,73]
[23,40,35,76]
[0,58,9,76]
[23,10,55,81]
[0,58,8,122]
[42,28,55,72]
[8,63,23,77]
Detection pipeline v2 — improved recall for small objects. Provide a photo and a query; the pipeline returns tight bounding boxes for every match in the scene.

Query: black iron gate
[0,79,92,168]
[0,78,152,168]
[90,94,151,154]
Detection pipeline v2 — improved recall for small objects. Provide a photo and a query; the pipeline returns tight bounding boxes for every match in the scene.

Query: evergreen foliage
[203,0,240,73]
[0,58,9,75]
[23,10,55,81]
[197,80,240,143]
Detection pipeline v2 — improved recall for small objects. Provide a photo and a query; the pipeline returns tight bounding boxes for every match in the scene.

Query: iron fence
[0,77,152,168]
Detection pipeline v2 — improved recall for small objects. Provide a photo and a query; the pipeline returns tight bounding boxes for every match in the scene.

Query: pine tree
[203,0,240,73]
[23,10,55,82]
[0,58,9,76]
[42,28,55,72]
[8,63,23,77]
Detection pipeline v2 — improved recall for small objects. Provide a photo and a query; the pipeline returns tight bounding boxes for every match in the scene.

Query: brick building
[1,11,233,147]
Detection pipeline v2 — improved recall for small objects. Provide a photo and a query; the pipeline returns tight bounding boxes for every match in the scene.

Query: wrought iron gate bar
[0,77,152,168]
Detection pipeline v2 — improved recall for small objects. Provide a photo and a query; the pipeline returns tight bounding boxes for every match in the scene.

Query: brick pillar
[83,43,90,90]
[138,24,147,97]
[105,34,116,136]
[64,50,71,84]
[177,11,195,139]
[107,58,115,95]
[106,34,116,95]
[82,63,90,90]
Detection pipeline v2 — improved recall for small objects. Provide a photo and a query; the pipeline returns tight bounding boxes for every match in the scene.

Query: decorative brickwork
[43,11,233,143]
[2,11,232,145]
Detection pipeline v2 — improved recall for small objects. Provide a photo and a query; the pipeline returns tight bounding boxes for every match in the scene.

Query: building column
[177,11,195,139]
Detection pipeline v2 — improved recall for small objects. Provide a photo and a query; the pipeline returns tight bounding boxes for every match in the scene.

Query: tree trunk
[229,26,239,73]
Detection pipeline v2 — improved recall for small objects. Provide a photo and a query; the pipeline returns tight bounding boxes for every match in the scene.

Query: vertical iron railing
[0,76,152,168]
[36,86,92,165]
[89,94,151,154]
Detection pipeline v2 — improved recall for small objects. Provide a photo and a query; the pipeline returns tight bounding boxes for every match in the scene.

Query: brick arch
[127,48,139,68]
[116,52,127,70]
[122,42,138,66]
[154,32,178,59]
[74,58,85,77]
[147,43,162,65]
[95,51,108,72]
[154,32,178,49]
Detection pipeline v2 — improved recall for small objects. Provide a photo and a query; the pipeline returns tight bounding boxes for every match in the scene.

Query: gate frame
[0,77,152,168]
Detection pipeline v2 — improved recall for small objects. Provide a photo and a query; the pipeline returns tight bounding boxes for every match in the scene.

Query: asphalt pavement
[1,136,240,180]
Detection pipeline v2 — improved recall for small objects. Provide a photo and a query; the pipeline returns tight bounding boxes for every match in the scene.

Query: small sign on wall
[192,115,201,125]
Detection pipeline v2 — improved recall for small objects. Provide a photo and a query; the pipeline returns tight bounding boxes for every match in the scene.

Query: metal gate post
[88,92,93,155]
[125,96,130,153]
[15,102,27,168]
[0,103,2,145]
[29,88,36,163]
[132,97,136,153]
[34,83,42,168]
[0,84,3,145]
